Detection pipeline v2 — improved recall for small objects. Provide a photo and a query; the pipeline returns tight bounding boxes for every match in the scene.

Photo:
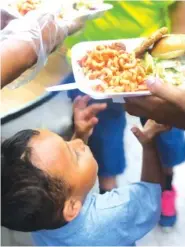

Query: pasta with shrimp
[78,42,148,93]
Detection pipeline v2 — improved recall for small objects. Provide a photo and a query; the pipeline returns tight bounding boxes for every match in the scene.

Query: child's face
[29,130,98,197]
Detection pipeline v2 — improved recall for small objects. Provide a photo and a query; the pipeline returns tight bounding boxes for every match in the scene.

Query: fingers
[131,120,171,145]
[83,103,107,119]
[146,77,185,112]
[86,117,99,131]
[73,95,91,110]
[131,126,146,144]
[144,119,172,135]
[126,95,161,110]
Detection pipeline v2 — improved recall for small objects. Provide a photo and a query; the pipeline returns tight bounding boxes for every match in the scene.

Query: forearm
[170,1,185,34]
[1,12,66,88]
[1,39,37,88]
[71,132,89,144]
[141,141,164,188]
[71,116,89,144]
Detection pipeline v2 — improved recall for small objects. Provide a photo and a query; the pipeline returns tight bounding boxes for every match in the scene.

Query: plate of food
[6,0,113,24]
[6,0,67,17]
[57,1,112,22]
[69,27,185,100]
[72,0,113,20]
[7,0,43,16]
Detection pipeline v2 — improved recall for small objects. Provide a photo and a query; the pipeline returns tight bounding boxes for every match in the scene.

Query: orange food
[16,0,41,15]
[78,43,148,93]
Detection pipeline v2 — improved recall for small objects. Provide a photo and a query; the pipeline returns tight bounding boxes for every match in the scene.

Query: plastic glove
[1,8,84,88]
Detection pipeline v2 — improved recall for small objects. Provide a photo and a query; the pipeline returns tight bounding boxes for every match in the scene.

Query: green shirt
[65,0,175,50]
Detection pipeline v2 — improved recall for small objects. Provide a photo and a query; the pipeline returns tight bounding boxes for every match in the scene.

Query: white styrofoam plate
[71,38,151,101]
[81,3,113,20]
[58,3,113,22]
[5,0,113,22]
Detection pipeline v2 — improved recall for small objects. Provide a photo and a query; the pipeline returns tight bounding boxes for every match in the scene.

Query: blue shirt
[32,182,161,246]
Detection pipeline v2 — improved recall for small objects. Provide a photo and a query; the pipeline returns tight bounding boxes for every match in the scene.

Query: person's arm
[92,120,167,245]
[141,142,163,186]
[1,39,36,88]
[169,1,185,34]
[1,12,84,88]
[131,120,171,188]
[72,95,107,143]
[1,12,64,88]
[141,141,165,189]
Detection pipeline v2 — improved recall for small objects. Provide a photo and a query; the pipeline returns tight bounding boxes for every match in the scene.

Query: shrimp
[79,42,147,93]
[111,42,126,51]
[91,50,103,61]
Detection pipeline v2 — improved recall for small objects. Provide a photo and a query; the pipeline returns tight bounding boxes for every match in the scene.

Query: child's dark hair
[1,130,69,232]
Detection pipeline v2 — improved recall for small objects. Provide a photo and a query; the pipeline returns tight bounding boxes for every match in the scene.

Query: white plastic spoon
[46,83,78,92]
[46,80,101,92]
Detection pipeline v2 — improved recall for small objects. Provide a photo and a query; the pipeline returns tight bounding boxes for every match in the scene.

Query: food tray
[56,3,113,23]
[4,0,113,22]
[71,38,151,101]
[75,3,113,21]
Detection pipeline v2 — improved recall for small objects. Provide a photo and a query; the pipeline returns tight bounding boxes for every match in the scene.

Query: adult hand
[124,78,185,129]
[148,77,185,112]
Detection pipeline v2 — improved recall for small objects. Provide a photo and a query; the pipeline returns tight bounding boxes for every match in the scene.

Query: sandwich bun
[151,34,185,59]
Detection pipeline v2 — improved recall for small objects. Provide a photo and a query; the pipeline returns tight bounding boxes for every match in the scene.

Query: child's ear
[63,199,82,222]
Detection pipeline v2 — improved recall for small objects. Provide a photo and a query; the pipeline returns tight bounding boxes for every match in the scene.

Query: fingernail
[146,76,162,88]
[131,127,137,133]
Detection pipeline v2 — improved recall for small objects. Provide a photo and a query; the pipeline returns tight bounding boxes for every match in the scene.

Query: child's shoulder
[89,182,161,212]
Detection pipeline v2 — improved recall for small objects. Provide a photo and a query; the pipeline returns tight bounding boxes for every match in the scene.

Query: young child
[2,96,168,246]
[65,1,185,207]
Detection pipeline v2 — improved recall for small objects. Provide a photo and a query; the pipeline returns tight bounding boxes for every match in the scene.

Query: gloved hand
[1,8,85,88]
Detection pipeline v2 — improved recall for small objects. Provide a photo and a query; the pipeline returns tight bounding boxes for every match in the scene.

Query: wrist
[142,139,156,149]
[72,131,89,144]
